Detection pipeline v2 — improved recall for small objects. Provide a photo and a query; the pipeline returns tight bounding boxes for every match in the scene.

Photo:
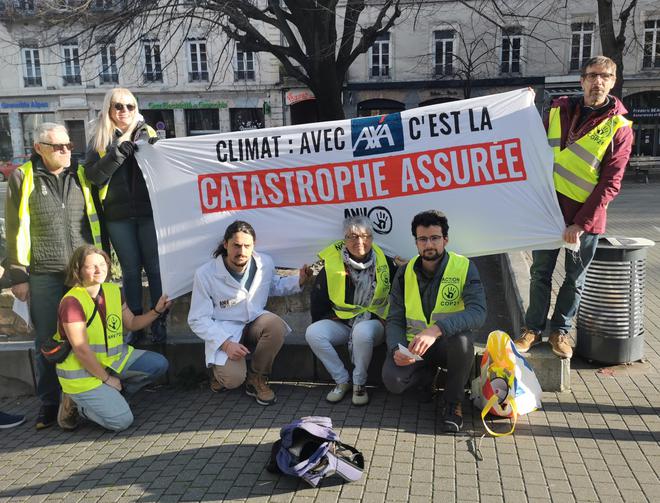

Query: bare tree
[3,0,405,121]
[597,0,638,98]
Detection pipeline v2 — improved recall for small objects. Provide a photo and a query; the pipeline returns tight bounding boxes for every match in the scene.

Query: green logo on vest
[107,314,122,337]
[441,283,459,302]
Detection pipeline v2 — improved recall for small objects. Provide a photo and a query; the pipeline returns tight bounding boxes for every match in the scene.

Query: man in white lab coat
[188,220,312,405]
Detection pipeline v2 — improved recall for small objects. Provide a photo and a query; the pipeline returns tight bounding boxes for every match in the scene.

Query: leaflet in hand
[397,343,423,361]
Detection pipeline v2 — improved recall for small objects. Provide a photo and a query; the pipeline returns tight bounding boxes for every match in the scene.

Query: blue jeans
[69,349,168,431]
[106,217,162,314]
[29,272,67,407]
[305,319,384,386]
[525,233,600,333]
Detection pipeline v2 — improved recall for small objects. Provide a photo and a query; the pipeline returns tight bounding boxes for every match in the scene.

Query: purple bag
[266,416,365,487]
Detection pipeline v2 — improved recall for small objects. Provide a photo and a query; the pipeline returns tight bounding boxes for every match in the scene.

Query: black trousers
[382,334,474,404]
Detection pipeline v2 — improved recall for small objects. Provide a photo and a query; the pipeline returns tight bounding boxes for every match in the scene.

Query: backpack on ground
[471,330,542,437]
[266,416,365,487]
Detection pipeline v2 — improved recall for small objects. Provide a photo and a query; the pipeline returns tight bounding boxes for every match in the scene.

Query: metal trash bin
[577,236,655,364]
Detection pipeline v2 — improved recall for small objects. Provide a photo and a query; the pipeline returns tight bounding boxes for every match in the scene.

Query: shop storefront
[625,91,660,157]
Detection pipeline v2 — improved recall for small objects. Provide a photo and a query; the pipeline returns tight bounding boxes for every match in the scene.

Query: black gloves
[117,141,137,157]
[148,136,159,145]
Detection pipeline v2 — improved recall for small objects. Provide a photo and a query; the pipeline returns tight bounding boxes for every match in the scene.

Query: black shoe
[415,384,435,403]
[441,402,463,433]
[151,311,168,343]
[0,411,26,429]
[35,404,59,430]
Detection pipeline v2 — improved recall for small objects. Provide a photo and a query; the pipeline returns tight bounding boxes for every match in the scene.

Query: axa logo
[351,113,405,157]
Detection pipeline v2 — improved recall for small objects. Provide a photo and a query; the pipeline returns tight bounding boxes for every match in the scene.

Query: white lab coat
[188,251,301,367]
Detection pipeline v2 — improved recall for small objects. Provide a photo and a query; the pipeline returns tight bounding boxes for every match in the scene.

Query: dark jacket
[547,95,633,235]
[385,251,486,352]
[83,121,154,221]
[311,254,398,323]
[5,155,93,283]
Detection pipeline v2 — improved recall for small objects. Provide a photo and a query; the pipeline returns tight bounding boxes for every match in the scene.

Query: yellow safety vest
[404,252,469,341]
[15,161,103,266]
[97,125,157,202]
[318,240,391,320]
[55,283,133,394]
[548,106,632,203]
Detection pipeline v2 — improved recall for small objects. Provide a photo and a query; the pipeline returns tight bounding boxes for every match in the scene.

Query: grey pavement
[1,178,659,502]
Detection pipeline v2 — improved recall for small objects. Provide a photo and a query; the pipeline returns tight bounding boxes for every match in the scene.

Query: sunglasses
[112,102,136,112]
[40,142,74,153]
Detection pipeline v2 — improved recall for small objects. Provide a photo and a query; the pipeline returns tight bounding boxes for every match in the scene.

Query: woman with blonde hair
[84,88,167,343]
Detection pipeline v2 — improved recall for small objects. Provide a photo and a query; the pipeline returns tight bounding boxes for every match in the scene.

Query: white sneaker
[326,383,351,403]
[352,385,369,406]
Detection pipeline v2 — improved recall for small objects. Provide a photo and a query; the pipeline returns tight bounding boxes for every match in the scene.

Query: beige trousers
[212,312,287,389]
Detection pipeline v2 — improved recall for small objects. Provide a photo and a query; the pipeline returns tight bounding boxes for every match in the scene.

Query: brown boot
[548,330,573,358]
[245,372,276,406]
[209,374,224,393]
[513,328,541,353]
[57,393,79,431]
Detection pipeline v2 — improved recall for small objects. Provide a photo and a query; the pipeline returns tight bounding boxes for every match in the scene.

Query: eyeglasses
[583,72,614,82]
[40,142,74,153]
[112,102,136,112]
[415,235,444,245]
[345,233,373,242]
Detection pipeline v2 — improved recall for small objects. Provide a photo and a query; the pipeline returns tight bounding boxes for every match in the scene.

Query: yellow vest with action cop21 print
[318,240,391,320]
[548,106,631,203]
[14,162,102,266]
[55,283,133,394]
[404,252,469,342]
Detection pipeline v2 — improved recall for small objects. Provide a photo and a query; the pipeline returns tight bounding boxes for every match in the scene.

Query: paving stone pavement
[1,179,659,502]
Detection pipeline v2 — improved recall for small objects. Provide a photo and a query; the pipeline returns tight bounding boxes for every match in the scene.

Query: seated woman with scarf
[305,216,399,406]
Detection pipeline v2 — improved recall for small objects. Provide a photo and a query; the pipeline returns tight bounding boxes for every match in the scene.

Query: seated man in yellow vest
[514,55,633,359]
[383,210,486,433]
[5,123,102,430]
[305,216,399,406]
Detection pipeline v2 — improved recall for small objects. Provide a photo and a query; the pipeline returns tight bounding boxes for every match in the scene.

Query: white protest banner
[136,89,565,299]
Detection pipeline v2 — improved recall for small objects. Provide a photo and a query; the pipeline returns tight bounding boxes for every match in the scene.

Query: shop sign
[0,101,49,109]
[285,89,315,105]
[631,107,660,119]
[147,101,228,110]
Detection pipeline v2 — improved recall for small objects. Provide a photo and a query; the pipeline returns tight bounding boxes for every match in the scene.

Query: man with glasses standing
[5,123,101,429]
[514,56,633,359]
[382,210,486,433]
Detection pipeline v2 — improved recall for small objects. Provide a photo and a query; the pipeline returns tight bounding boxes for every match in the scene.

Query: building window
[230,108,264,131]
[0,114,12,161]
[22,48,42,87]
[92,0,113,10]
[185,109,219,136]
[235,46,255,81]
[370,32,390,78]
[501,27,522,74]
[99,43,118,84]
[187,39,208,82]
[643,19,660,69]
[62,43,81,85]
[570,22,593,71]
[15,1,35,12]
[143,39,163,83]
[434,29,454,76]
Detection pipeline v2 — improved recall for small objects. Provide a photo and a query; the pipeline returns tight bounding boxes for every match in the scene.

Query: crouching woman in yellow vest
[305,216,400,406]
[54,245,171,432]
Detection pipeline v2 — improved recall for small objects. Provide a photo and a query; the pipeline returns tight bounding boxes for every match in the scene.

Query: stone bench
[0,252,570,397]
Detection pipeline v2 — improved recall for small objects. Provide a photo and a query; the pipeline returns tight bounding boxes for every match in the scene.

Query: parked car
[0,155,30,182]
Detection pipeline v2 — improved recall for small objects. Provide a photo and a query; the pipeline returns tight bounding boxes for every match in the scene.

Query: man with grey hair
[306,216,399,405]
[5,122,102,429]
